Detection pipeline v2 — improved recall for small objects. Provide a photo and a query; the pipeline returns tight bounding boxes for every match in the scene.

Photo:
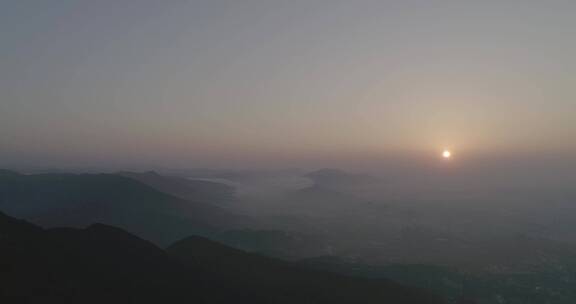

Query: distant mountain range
[0,170,252,245]
[3,168,575,303]
[0,211,443,304]
[118,171,235,204]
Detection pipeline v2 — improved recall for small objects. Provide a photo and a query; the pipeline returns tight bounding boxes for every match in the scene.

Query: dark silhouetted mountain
[0,171,252,245]
[118,171,235,204]
[167,235,444,304]
[0,212,443,304]
[0,210,43,236]
[0,212,255,304]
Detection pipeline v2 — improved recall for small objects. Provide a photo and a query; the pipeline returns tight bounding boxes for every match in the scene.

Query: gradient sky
[2,0,576,169]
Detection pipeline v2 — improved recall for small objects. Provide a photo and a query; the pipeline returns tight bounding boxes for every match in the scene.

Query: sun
[442,149,452,159]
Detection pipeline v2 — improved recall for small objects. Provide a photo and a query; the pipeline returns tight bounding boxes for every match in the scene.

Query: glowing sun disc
[442,150,452,159]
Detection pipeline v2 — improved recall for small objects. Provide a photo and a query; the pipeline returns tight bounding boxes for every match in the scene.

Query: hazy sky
[2,0,575,169]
